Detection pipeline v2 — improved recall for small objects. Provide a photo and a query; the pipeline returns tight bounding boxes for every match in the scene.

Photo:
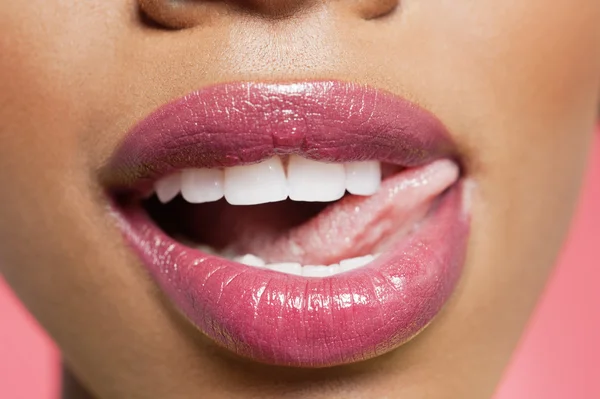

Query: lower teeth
[197,246,378,277]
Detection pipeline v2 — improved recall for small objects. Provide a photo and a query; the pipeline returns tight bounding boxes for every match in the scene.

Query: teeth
[339,255,375,272]
[345,161,381,196]
[267,262,303,276]
[302,265,334,277]
[154,172,181,203]
[224,156,288,205]
[229,251,376,277]
[154,157,383,205]
[288,155,346,202]
[181,168,224,203]
[197,244,217,255]
[328,264,341,275]
[234,254,266,267]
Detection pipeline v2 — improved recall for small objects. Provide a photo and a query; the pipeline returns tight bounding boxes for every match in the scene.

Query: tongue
[181,159,459,265]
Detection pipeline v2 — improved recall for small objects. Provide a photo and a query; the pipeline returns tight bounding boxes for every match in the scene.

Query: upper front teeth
[224,156,288,205]
[287,156,346,202]
[155,172,182,203]
[181,168,224,204]
[345,161,382,196]
[154,155,381,205]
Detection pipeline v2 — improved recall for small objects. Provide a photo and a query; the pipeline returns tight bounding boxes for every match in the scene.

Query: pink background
[1,136,598,399]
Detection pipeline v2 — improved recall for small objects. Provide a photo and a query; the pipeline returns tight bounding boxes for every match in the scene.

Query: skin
[0,0,599,398]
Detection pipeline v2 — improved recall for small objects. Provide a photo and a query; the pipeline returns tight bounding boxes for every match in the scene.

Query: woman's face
[1,1,599,398]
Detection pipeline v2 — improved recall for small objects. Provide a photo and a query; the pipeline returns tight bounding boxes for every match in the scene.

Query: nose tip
[139,0,398,29]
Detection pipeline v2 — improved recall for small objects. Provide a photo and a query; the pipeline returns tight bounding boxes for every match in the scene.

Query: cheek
[440,0,600,336]
[406,0,600,198]
[0,1,129,282]
[411,0,600,122]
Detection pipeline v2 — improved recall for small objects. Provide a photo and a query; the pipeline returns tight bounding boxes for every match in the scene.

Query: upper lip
[102,80,459,193]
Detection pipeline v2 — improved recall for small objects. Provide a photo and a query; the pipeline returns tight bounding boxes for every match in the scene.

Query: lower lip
[114,180,469,367]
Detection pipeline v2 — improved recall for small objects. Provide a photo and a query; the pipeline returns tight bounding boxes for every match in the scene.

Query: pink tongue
[224,159,459,264]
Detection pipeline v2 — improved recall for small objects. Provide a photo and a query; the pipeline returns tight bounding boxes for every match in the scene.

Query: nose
[139,0,317,28]
[139,0,398,29]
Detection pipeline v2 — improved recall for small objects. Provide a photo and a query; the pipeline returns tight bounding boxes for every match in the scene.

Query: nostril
[352,0,398,20]
[138,0,316,29]
[138,0,215,29]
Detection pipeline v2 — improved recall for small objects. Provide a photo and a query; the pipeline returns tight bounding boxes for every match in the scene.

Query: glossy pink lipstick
[103,81,469,367]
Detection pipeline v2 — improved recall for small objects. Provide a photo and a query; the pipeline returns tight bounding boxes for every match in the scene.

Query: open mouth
[142,157,456,276]
[103,81,470,367]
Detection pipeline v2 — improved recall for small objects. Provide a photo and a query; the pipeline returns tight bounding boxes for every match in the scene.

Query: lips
[103,81,470,367]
